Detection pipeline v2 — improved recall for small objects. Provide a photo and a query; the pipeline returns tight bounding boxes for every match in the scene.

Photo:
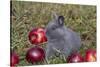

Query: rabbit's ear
[51,12,58,20]
[58,16,64,25]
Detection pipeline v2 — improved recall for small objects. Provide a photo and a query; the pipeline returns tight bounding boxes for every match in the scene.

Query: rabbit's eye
[52,26,57,30]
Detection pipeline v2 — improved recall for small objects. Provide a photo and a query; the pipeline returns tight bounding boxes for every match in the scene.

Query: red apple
[85,49,96,62]
[67,53,84,63]
[26,46,45,63]
[28,27,47,45]
[10,52,19,66]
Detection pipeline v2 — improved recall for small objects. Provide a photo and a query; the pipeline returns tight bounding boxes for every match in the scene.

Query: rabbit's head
[46,13,65,40]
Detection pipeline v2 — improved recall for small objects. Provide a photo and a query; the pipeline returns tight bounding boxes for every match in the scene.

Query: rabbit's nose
[45,30,49,35]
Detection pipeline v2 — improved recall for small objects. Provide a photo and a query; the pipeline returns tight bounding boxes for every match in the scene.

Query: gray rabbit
[45,13,81,60]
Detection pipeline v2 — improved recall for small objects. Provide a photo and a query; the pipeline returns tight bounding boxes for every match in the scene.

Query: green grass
[11,1,96,66]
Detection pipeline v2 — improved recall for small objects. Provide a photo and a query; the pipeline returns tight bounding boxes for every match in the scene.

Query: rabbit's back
[63,27,81,52]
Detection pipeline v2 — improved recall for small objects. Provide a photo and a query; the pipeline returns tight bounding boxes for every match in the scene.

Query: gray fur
[45,13,81,59]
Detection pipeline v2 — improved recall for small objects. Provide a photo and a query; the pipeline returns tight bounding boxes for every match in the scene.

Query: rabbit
[45,13,81,60]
